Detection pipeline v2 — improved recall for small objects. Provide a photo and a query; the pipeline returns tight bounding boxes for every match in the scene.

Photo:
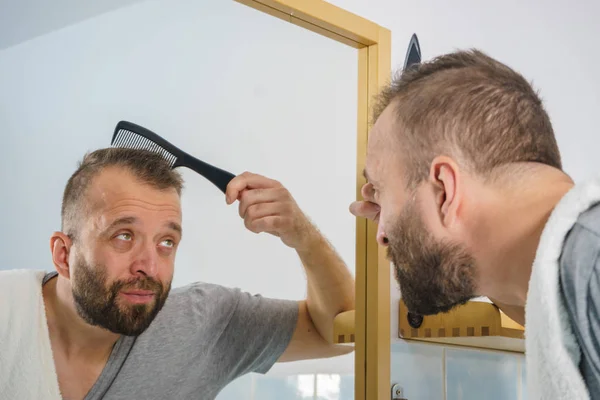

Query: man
[0,147,354,400]
[350,49,598,399]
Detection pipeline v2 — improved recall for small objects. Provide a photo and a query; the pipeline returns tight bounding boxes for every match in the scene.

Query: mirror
[0,0,362,398]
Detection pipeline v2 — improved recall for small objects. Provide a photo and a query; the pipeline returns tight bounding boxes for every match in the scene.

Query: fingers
[349,200,380,222]
[361,182,375,202]
[242,197,294,235]
[244,215,287,235]
[243,201,290,226]
[238,187,288,218]
[226,172,281,204]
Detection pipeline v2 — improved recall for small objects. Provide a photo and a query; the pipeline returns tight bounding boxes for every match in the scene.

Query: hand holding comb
[110,120,236,194]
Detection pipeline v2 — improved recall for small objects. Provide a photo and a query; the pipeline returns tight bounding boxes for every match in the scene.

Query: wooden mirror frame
[233,1,392,399]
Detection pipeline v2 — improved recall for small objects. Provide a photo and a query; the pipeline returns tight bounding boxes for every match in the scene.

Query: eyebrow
[104,216,182,236]
[167,221,183,236]
[105,216,137,233]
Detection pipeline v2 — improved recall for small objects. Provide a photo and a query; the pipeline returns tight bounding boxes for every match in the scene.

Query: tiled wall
[216,341,527,399]
[391,340,527,400]
[217,372,355,399]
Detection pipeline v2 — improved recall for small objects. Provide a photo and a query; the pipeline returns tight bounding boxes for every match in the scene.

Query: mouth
[120,290,156,304]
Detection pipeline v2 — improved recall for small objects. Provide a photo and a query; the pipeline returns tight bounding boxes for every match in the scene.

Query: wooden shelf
[332,300,525,353]
[398,299,525,353]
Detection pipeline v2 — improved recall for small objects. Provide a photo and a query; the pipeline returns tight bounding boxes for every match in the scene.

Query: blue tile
[315,374,354,400]
[216,373,253,399]
[254,374,316,400]
[390,340,445,400]
[338,374,355,399]
[217,373,354,400]
[216,373,311,400]
[446,348,521,400]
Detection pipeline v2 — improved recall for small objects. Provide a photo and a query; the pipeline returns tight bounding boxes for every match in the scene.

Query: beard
[71,253,171,336]
[387,197,477,316]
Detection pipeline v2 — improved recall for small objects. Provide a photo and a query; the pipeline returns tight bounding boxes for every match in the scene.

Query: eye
[115,233,132,241]
[159,239,175,248]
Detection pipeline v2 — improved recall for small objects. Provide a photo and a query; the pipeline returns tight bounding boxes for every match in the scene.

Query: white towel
[525,178,600,399]
[0,269,62,399]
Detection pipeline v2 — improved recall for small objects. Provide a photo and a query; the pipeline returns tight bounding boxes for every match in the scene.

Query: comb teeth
[112,129,178,167]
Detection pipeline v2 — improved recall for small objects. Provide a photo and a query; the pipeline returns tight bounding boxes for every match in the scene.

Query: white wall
[0,0,144,50]
[0,0,359,297]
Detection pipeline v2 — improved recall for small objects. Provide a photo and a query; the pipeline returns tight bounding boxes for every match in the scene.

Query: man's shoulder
[165,281,245,310]
[142,281,297,343]
[163,281,295,319]
[562,201,600,263]
[559,202,600,326]
[558,202,600,391]
[140,282,245,339]
[573,201,600,237]
[560,202,600,283]
[559,201,600,334]
[155,281,298,326]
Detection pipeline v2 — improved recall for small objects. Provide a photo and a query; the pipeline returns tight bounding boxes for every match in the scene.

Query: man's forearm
[296,225,355,344]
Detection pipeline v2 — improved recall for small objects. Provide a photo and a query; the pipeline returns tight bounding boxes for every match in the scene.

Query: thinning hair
[61,147,184,239]
[373,49,561,187]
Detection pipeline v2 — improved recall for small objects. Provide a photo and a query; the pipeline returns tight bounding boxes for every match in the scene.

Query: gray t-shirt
[42,272,299,400]
[559,202,600,398]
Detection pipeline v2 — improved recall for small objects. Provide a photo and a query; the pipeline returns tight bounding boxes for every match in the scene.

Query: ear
[428,156,461,227]
[50,232,73,279]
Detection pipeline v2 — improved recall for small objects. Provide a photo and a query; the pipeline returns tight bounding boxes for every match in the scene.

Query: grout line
[442,347,447,400]
[313,373,318,400]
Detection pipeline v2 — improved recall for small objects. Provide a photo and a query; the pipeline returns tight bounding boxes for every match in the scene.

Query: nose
[130,241,159,278]
[376,223,389,247]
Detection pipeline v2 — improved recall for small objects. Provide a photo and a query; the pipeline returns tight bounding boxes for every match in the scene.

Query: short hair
[61,147,184,239]
[373,49,561,187]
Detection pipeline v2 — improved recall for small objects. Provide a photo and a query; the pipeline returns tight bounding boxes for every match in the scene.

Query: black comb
[403,33,422,70]
[111,120,236,194]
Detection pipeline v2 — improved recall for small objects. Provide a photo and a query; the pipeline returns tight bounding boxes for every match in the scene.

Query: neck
[470,166,574,307]
[43,275,120,362]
